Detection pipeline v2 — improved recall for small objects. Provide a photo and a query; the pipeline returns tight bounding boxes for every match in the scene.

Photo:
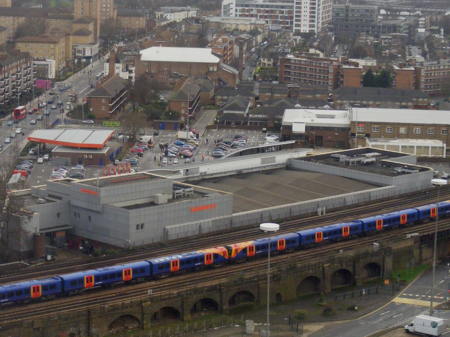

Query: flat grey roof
[194,168,376,212]
[79,172,161,187]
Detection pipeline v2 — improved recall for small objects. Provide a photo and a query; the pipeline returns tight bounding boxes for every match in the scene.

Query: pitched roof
[169,80,200,101]
[140,46,220,64]
[16,35,62,43]
[221,95,250,112]
[215,86,238,97]
[88,76,128,98]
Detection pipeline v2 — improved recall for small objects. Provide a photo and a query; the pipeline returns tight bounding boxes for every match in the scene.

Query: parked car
[6,120,13,126]
[4,137,11,144]
[15,128,22,134]
[51,105,57,110]
[130,147,144,153]
[212,150,225,158]
[162,157,168,165]
[10,133,15,139]
[30,119,37,125]
[69,172,85,179]
[38,102,46,108]
[37,157,44,164]
[173,158,179,164]
[43,154,49,161]
[180,149,193,158]
[81,120,94,124]
[167,152,177,158]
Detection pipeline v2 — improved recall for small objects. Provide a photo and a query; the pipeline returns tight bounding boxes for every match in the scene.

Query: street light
[429,178,447,316]
[260,222,280,337]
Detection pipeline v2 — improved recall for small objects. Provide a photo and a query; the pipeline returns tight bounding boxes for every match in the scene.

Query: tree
[375,69,393,88]
[294,309,307,322]
[349,44,368,59]
[362,69,376,87]
[120,109,147,141]
[129,74,165,107]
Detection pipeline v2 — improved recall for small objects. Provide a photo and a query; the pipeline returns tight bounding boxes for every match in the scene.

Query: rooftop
[117,8,147,17]
[194,168,376,212]
[351,108,450,125]
[300,148,430,177]
[28,129,114,149]
[88,76,128,98]
[334,87,429,101]
[140,46,220,64]
[282,109,350,128]
[79,172,160,188]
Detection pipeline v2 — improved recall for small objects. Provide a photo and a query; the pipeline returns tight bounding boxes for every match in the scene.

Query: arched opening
[191,298,219,315]
[275,293,283,303]
[229,290,255,306]
[108,315,140,333]
[151,306,181,322]
[331,269,354,289]
[297,276,321,297]
[364,263,382,279]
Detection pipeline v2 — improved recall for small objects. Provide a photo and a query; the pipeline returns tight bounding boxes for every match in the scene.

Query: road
[310,264,450,337]
[0,55,107,157]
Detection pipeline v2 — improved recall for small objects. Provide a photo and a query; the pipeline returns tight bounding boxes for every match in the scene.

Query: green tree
[362,69,376,87]
[294,309,307,322]
[376,69,393,88]
[349,44,368,58]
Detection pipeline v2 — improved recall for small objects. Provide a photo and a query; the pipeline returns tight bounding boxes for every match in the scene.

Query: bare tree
[120,109,147,141]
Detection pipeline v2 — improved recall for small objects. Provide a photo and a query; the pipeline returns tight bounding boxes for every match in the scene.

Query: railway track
[1,186,449,285]
[2,216,449,324]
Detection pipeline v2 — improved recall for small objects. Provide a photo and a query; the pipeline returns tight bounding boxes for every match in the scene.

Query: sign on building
[102,121,121,127]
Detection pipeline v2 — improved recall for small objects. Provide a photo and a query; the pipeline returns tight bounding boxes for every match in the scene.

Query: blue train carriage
[148,251,207,278]
[361,208,419,231]
[88,260,151,287]
[196,247,229,266]
[253,233,299,255]
[359,215,386,234]
[321,221,363,241]
[297,227,328,247]
[225,241,256,261]
[0,277,62,304]
[416,201,450,221]
[60,269,99,294]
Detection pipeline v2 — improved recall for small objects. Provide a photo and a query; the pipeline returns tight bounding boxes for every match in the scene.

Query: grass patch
[391,264,429,283]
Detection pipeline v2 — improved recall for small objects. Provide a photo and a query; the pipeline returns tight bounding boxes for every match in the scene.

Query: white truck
[405,315,445,336]
[177,131,196,141]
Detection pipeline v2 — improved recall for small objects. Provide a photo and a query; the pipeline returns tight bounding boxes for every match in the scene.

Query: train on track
[1,200,450,306]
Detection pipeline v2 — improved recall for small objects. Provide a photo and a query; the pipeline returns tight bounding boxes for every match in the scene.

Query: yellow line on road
[393,297,433,307]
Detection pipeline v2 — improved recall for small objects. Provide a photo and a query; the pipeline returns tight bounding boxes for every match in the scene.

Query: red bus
[12,106,26,121]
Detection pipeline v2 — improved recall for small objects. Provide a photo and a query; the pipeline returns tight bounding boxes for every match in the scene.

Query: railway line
[1,215,449,324]
[0,186,449,285]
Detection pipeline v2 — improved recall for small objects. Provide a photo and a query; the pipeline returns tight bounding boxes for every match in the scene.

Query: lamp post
[260,222,280,337]
[429,178,447,316]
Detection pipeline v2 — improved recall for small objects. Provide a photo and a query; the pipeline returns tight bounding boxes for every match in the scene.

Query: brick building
[167,78,200,117]
[281,108,350,148]
[99,0,116,22]
[117,8,148,32]
[279,54,340,91]
[208,35,234,65]
[393,66,415,90]
[333,87,430,109]
[86,76,128,119]
[15,34,71,72]
[416,59,450,96]
[341,65,363,88]
[0,52,33,111]
[0,26,7,46]
[350,108,450,148]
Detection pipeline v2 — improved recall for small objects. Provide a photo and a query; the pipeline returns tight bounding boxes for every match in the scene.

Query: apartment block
[279,54,339,90]
[99,0,116,22]
[417,59,450,96]
[332,3,378,36]
[393,66,415,90]
[0,52,34,107]
[155,6,198,24]
[117,8,148,31]
[15,34,71,72]
[293,0,332,33]
[208,35,234,65]
[86,76,128,118]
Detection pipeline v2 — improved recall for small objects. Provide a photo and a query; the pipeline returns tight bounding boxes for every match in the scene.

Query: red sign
[190,203,217,212]
[80,188,98,195]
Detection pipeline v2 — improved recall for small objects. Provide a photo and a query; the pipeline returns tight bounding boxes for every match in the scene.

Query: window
[70,281,76,286]
[413,127,421,135]
[399,127,408,135]
[88,216,91,222]
[136,223,144,230]
[56,212,60,218]
[372,126,380,133]
[385,127,393,134]
[356,126,364,132]
[15,290,22,296]
[427,128,434,135]
[442,129,448,135]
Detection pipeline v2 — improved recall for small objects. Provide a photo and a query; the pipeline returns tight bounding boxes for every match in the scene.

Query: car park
[167,152,177,158]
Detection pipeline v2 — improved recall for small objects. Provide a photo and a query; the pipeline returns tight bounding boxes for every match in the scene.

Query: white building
[155,6,198,24]
[73,43,100,62]
[33,59,56,79]
[221,0,332,33]
[366,138,446,158]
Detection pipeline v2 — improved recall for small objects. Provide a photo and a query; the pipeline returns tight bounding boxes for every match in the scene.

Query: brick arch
[151,306,181,323]
[228,289,256,306]
[363,262,382,279]
[191,297,219,315]
[108,314,140,333]
[297,275,321,297]
[331,268,354,289]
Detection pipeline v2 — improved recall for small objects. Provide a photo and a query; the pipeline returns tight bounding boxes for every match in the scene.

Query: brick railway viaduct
[1,231,449,337]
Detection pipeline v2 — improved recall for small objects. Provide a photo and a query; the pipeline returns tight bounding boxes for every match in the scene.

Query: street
[310,264,450,337]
